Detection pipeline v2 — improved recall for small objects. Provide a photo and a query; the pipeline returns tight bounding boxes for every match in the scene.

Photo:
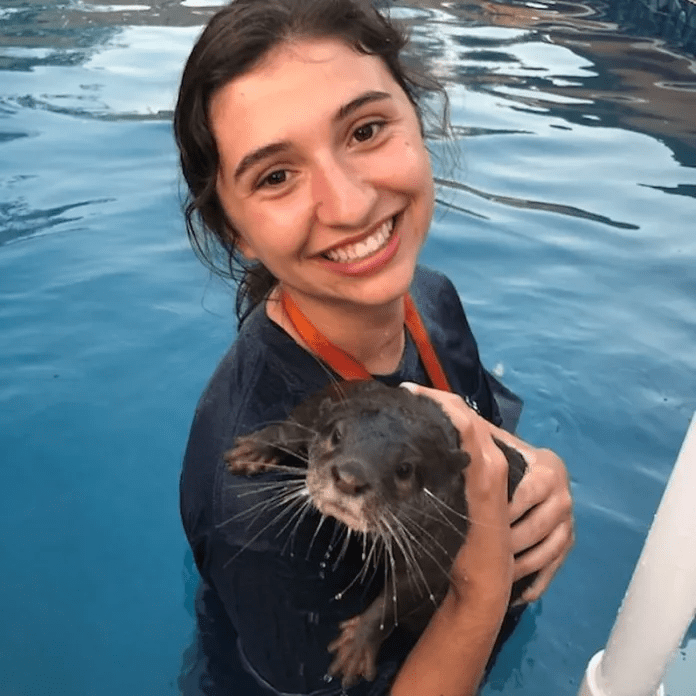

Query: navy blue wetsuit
[179,266,523,696]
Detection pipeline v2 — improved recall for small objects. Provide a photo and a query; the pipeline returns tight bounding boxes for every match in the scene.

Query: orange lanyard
[280,290,452,392]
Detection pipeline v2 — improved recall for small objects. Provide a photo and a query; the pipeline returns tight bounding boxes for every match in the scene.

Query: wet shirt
[179,266,522,695]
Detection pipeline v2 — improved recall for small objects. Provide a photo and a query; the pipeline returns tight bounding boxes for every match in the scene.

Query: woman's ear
[223,217,256,261]
[216,186,257,261]
[235,233,256,261]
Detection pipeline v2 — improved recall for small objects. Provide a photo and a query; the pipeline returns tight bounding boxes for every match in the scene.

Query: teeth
[324,217,394,263]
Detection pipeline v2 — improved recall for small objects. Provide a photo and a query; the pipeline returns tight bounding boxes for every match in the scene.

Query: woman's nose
[311,153,377,228]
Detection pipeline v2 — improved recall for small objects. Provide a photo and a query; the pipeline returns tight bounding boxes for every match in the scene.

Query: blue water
[1,1,695,695]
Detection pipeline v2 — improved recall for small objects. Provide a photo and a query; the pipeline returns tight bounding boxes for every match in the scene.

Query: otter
[224,380,530,687]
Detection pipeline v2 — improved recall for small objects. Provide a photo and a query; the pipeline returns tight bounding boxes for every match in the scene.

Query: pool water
[1,1,694,694]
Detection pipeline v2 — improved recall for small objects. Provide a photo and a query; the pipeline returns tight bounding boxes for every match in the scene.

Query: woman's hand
[400,383,574,605]
[501,441,574,604]
[391,384,514,696]
[401,383,515,609]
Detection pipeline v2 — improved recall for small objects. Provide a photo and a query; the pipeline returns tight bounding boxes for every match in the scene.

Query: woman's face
[210,37,434,312]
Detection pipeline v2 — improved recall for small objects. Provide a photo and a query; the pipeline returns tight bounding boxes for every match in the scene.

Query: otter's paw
[223,435,279,475]
[326,615,380,687]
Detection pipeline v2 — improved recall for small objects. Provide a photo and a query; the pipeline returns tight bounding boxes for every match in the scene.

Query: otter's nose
[331,463,370,496]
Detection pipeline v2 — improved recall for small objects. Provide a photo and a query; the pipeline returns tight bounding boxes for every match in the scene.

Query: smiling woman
[174,0,574,694]
[209,39,435,368]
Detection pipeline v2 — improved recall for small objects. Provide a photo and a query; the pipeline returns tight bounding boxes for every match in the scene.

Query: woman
[175,1,574,694]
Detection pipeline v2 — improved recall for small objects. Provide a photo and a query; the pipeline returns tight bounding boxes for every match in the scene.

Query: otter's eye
[395,462,413,480]
[330,426,342,447]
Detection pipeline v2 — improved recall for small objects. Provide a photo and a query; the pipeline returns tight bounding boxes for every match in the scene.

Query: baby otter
[224,380,529,686]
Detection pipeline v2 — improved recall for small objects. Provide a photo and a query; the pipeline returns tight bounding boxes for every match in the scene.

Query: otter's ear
[450,449,471,472]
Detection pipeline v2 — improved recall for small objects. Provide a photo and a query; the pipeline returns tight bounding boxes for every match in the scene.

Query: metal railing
[578,413,696,696]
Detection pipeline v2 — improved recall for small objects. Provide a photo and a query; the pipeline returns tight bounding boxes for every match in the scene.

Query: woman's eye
[258,169,287,189]
[352,121,384,143]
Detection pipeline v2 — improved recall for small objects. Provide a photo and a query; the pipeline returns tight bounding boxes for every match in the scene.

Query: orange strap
[280,290,452,392]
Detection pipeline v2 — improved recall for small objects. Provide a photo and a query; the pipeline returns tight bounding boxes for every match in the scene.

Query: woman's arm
[390,386,516,696]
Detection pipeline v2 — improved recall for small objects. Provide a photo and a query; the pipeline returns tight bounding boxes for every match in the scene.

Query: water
[1,1,695,694]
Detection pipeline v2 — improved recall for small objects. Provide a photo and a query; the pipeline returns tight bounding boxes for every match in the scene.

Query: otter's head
[304,383,470,534]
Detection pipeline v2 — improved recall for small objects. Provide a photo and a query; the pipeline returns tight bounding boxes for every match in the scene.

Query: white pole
[578,412,696,696]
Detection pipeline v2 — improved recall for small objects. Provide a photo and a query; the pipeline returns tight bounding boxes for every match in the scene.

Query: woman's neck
[266,285,406,375]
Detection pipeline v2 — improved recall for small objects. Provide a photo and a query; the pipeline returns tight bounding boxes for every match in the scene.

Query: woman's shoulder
[411,265,515,427]
[193,304,327,434]
[412,263,456,295]
[183,309,315,479]
[411,265,473,337]
[180,304,335,546]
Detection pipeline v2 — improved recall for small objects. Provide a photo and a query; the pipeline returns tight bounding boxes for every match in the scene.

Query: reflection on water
[0,1,694,695]
[407,0,696,165]
[2,0,694,157]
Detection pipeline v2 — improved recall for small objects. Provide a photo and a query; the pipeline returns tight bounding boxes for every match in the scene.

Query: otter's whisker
[378,535,392,631]
[387,537,398,627]
[422,493,472,538]
[400,501,462,557]
[423,489,471,524]
[426,490,508,532]
[241,439,310,464]
[278,418,319,437]
[237,461,308,475]
[385,511,438,609]
[306,353,344,392]
[228,477,305,496]
[223,489,311,566]
[401,498,457,528]
[334,533,380,599]
[305,513,328,561]
[378,514,417,583]
[372,523,399,629]
[216,480,306,526]
[274,489,313,541]
[384,510,433,599]
[390,510,456,592]
[326,519,344,554]
[360,535,383,584]
[238,486,308,532]
[331,526,352,572]
[282,494,316,556]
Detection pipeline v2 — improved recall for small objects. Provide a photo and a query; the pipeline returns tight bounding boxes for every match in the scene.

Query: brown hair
[173,0,446,323]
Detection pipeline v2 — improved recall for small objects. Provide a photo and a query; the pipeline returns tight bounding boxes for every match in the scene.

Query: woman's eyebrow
[232,91,392,182]
[234,141,290,182]
[335,90,392,122]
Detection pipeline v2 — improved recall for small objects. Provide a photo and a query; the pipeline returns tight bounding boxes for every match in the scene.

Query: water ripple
[435,176,640,229]
[0,197,114,246]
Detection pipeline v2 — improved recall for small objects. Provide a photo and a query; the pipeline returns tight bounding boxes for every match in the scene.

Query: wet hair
[173,0,446,323]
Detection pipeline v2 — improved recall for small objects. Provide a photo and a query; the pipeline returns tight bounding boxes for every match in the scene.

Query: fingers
[508,449,573,556]
[400,382,575,604]
[399,382,497,464]
[399,381,511,523]
[400,384,515,603]
[507,448,569,523]
[509,490,573,559]
[512,515,574,581]
[511,547,568,605]
[508,448,574,601]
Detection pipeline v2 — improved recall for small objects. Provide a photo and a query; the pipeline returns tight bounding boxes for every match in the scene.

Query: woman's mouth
[321,216,395,263]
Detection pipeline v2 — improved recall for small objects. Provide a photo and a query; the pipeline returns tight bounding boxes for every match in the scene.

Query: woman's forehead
[209,38,405,163]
